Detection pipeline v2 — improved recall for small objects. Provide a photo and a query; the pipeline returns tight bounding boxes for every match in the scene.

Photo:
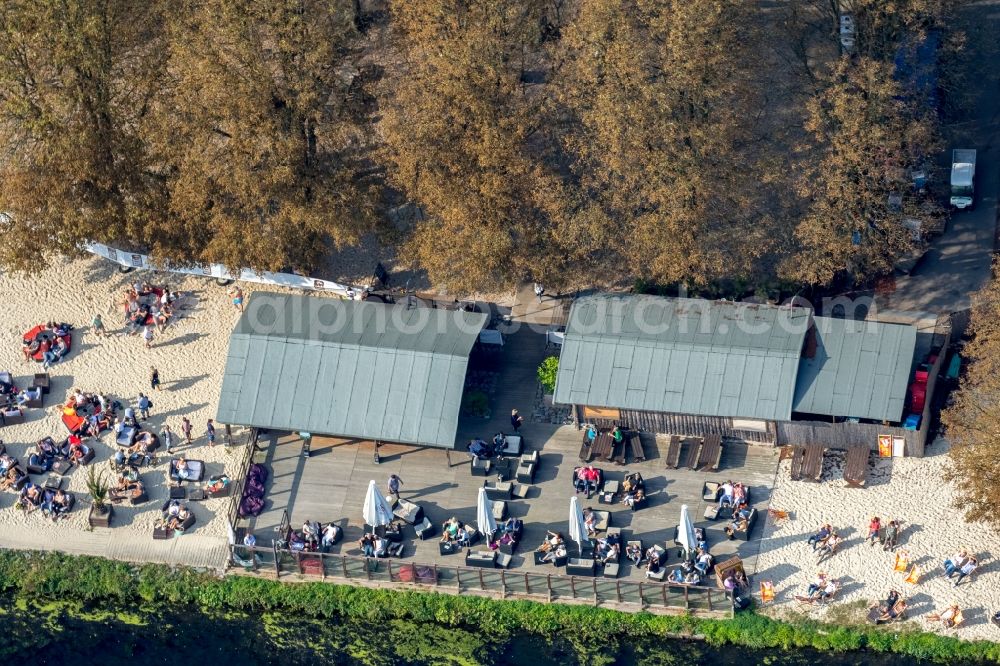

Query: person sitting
[669,567,686,584]
[175,457,192,481]
[625,542,643,566]
[167,505,192,531]
[123,406,137,427]
[574,466,591,495]
[645,555,662,578]
[694,549,713,575]
[302,520,320,550]
[576,465,599,498]
[456,524,477,547]
[584,424,598,444]
[595,538,619,564]
[645,545,662,565]
[1,466,24,491]
[683,571,701,585]
[623,487,645,508]
[943,550,968,577]
[0,453,17,476]
[817,578,839,601]
[28,448,52,473]
[49,489,72,519]
[952,557,978,586]
[541,542,567,563]
[15,387,42,406]
[732,482,747,506]
[879,589,901,614]
[723,572,737,594]
[467,438,491,460]
[734,569,749,592]
[52,336,68,362]
[441,517,461,543]
[718,480,734,507]
[18,483,43,512]
[816,533,842,562]
[373,536,388,557]
[928,605,961,629]
[806,523,832,550]
[583,507,598,536]
[806,572,828,597]
[881,519,900,552]
[67,439,90,464]
[109,476,145,503]
[725,514,749,539]
[502,517,522,536]
[537,531,563,553]
[492,432,506,456]
[866,516,881,546]
[37,437,58,459]
[359,533,376,557]
[321,523,342,551]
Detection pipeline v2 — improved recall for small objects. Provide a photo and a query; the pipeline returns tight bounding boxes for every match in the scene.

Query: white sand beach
[756,442,1000,639]
[0,256,310,568]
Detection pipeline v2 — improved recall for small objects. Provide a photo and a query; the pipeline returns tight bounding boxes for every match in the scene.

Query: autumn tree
[940,271,1000,527]
[0,0,168,271]
[786,57,943,286]
[380,0,562,293]
[147,0,376,273]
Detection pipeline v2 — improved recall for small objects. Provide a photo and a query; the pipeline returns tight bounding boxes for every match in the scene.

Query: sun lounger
[697,435,723,471]
[664,435,682,469]
[682,438,702,470]
[844,445,869,487]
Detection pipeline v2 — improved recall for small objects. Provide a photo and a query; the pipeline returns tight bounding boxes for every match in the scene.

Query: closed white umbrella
[363,479,394,528]
[678,504,697,560]
[476,487,496,539]
[569,495,588,556]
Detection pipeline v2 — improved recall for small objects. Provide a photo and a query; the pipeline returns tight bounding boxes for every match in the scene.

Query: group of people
[942,550,979,587]
[27,434,92,471]
[620,472,645,508]
[109,466,146,503]
[159,499,193,532]
[122,282,180,337]
[574,465,601,498]
[485,517,523,552]
[865,516,901,551]
[801,572,840,602]
[440,516,478,547]
[16,482,73,520]
[805,523,844,563]
[869,589,906,624]
[536,530,567,563]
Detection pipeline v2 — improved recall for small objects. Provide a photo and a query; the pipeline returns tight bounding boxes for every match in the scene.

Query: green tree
[941,271,1000,527]
[0,0,168,271]
[147,0,376,273]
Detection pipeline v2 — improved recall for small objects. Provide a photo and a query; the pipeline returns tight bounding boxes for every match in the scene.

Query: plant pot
[89,503,113,528]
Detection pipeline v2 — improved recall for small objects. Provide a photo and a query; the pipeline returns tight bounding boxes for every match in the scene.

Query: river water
[0,601,954,665]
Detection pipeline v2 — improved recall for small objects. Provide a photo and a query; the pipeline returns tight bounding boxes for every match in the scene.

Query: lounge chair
[169,458,205,483]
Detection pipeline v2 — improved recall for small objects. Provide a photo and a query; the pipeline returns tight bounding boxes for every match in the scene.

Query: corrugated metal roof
[793,316,916,422]
[217,293,487,448]
[554,294,812,421]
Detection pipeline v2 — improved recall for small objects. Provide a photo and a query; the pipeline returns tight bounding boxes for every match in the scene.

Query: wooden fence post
[547,575,553,602]
[592,577,598,605]
[661,584,667,607]
[342,556,348,578]
[524,572,530,595]
[615,580,622,604]
[272,543,280,578]
[500,570,507,599]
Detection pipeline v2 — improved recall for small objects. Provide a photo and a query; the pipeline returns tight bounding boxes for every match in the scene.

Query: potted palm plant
[87,466,113,528]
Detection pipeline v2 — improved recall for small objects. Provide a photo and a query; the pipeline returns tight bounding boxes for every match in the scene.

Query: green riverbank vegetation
[0,550,997,664]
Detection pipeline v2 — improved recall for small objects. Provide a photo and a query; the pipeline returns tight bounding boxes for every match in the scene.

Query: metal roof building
[553,294,813,421]
[216,292,487,448]
[792,316,916,422]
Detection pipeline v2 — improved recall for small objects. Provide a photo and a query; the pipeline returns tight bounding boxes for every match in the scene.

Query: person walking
[533,282,544,303]
[150,366,161,391]
[206,418,216,446]
[137,393,152,420]
[230,286,244,313]
[142,325,154,349]
[181,417,193,445]
[510,408,523,433]
[387,474,403,497]
[92,313,107,338]
[162,424,175,455]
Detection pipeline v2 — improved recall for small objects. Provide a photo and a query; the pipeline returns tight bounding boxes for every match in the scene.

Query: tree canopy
[940,272,1000,528]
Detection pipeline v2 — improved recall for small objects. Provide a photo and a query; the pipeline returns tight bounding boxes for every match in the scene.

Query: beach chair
[892,551,910,573]
[767,507,789,526]
[759,581,775,605]
[903,564,920,586]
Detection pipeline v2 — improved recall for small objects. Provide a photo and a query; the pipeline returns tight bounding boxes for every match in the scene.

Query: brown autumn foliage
[0,0,957,296]
[0,0,169,271]
[147,0,376,273]
[787,57,943,285]
[941,270,1000,527]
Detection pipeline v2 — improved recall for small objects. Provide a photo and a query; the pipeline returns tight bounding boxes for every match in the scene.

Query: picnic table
[682,437,702,470]
[664,435,682,469]
[843,445,870,488]
[627,432,645,462]
[696,434,723,471]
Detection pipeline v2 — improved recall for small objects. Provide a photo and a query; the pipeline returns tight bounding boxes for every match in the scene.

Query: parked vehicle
[950,149,976,209]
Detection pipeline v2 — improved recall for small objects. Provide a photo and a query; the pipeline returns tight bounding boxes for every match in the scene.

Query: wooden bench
[844,445,870,488]
[802,443,825,482]
[682,437,702,470]
[592,433,614,463]
[627,433,645,462]
[696,434,723,471]
[665,435,682,469]
[790,445,805,481]
[610,437,626,465]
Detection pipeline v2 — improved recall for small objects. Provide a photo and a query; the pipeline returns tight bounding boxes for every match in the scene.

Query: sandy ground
[0,256,318,566]
[756,440,1000,639]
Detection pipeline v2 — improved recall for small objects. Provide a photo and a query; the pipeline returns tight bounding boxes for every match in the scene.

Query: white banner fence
[85,242,363,299]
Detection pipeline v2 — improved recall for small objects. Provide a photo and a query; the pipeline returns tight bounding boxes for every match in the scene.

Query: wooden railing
[227,545,733,617]
[224,427,259,531]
